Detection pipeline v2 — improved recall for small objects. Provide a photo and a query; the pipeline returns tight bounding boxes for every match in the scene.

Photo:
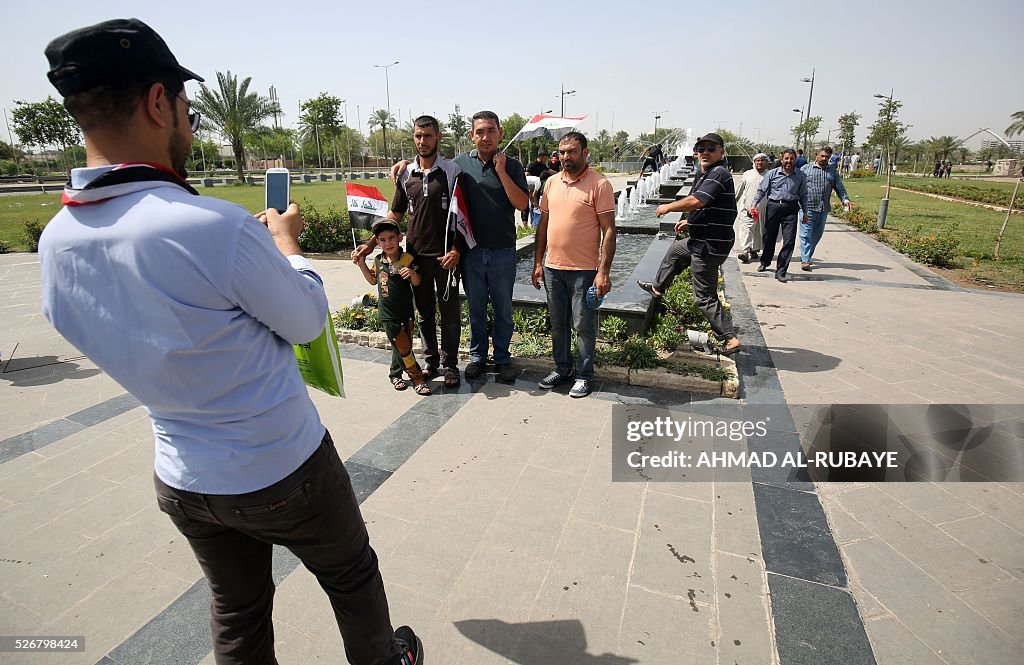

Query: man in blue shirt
[795,149,808,168]
[750,149,809,283]
[799,146,851,270]
[39,19,421,665]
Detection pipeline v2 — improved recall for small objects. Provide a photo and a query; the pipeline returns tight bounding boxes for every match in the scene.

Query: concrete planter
[333,326,737,397]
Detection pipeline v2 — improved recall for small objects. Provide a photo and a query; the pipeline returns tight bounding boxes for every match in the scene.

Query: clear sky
[2,0,1022,150]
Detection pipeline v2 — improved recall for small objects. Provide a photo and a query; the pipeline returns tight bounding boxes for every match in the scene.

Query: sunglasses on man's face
[176,92,201,133]
[695,144,719,153]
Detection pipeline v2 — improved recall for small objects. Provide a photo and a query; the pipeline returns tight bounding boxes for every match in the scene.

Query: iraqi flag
[449,175,475,250]
[506,114,587,143]
[345,182,389,230]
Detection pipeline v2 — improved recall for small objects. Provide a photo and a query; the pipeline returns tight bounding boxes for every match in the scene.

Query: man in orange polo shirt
[531,131,616,398]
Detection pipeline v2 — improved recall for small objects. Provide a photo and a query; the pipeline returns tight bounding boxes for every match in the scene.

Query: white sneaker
[569,379,592,398]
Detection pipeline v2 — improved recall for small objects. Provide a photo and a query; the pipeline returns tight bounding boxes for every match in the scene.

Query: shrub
[511,332,551,358]
[832,206,880,235]
[0,239,11,254]
[890,224,960,267]
[599,315,628,344]
[649,316,685,351]
[658,359,732,382]
[618,335,659,370]
[0,160,17,176]
[512,307,549,334]
[847,168,877,179]
[298,199,349,252]
[23,219,45,252]
[333,305,383,332]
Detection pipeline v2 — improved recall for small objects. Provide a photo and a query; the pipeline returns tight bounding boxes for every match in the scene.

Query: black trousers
[760,200,799,277]
[154,432,399,665]
[653,240,735,341]
[412,256,461,371]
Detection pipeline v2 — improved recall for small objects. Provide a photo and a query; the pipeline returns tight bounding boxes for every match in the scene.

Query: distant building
[981,139,1024,155]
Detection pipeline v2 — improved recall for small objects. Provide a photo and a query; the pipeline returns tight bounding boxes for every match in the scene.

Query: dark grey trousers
[154,432,399,665]
[654,240,736,341]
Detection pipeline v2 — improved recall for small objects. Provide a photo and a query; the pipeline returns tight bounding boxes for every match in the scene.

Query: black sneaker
[497,363,517,383]
[394,625,422,665]
[538,370,574,390]
[464,361,486,379]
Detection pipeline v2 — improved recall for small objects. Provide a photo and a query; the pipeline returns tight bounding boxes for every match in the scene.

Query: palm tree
[367,109,397,161]
[192,71,279,181]
[928,135,959,162]
[1005,111,1024,138]
[890,135,913,166]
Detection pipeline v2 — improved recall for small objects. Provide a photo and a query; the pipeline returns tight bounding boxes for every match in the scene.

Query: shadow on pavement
[755,346,841,374]
[0,355,100,386]
[810,262,890,272]
[454,619,639,664]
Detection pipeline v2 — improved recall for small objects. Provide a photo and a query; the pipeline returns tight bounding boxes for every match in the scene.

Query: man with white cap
[734,153,769,263]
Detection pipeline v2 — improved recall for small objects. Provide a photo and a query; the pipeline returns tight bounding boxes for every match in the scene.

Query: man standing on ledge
[799,146,851,271]
[637,132,742,355]
[532,131,616,398]
[750,148,809,283]
[39,18,421,665]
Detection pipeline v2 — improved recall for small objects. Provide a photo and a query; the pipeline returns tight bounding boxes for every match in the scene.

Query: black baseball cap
[46,18,204,96]
[695,132,725,147]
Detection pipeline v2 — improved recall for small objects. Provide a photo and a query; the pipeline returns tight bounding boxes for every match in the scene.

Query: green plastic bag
[294,316,345,397]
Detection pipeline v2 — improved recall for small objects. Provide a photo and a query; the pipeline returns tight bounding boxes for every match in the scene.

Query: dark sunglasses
[695,144,720,153]
[176,92,201,133]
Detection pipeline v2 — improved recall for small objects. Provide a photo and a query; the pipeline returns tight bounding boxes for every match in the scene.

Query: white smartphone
[265,168,290,214]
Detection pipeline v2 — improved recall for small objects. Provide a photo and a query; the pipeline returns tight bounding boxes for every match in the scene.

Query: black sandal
[391,377,408,390]
[443,367,460,387]
[414,382,431,396]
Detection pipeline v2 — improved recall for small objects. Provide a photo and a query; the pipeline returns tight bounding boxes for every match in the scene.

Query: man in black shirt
[640,143,664,176]
[353,115,464,385]
[637,132,741,355]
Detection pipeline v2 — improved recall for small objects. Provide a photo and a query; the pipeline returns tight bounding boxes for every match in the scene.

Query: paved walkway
[0,209,1021,664]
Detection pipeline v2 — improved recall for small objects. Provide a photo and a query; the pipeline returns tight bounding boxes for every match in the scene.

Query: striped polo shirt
[687,161,737,257]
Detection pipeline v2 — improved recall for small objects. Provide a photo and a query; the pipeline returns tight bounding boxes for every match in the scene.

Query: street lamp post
[874,89,894,229]
[560,84,576,116]
[793,108,803,147]
[374,61,399,163]
[652,111,666,141]
[800,69,815,154]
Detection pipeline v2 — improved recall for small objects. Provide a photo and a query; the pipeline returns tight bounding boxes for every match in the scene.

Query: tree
[299,94,344,169]
[866,97,909,172]
[790,116,822,150]
[837,112,861,156]
[927,135,959,162]
[445,105,470,156]
[11,97,82,172]
[890,135,912,165]
[1005,111,1024,138]
[367,108,397,160]
[192,71,279,181]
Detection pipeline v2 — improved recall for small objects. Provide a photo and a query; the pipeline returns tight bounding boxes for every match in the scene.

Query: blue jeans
[462,247,517,365]
[799,210,830,263]
[543,267,596,380]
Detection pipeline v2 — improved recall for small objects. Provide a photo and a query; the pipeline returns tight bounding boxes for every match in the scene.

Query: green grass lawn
[843,179,1024,290]
[0,179,397,252]
[888,176,1022,194]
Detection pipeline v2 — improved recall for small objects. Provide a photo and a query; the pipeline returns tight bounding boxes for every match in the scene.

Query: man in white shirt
[733,152,769,263]
[40,18,421,665]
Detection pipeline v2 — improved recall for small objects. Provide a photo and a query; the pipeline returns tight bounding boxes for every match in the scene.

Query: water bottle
[586,284,606,310]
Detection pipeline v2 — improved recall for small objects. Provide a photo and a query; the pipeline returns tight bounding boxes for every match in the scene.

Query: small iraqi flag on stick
[449,175,476,250]
[345,182,389,230]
